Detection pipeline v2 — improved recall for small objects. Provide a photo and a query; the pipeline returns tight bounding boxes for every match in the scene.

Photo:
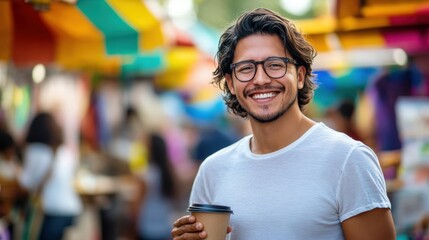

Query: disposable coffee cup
[187,203,233,240]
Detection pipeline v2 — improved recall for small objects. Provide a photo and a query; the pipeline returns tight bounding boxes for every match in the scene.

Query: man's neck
[249,107,315,154]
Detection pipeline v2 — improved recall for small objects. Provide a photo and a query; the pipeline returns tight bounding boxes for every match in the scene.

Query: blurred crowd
[0,94,250,240]
[0,63,428,240]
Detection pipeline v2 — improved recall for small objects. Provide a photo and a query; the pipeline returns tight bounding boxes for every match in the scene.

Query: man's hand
[172,215,207,240]
[171,215,233,240]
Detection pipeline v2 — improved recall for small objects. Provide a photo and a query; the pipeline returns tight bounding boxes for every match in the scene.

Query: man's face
[226,34,305,123]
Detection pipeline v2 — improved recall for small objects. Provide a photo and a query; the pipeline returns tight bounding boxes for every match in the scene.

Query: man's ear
[225,74,236,95]
[297,66,306,90]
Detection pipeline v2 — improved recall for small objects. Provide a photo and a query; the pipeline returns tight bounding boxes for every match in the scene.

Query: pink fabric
[382,29,424,52]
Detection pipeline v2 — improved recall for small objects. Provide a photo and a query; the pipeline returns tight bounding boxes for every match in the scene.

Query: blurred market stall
[0,0,222,131]
[0,0,166,74]
[1,0,429,239]
[292,0,429,115]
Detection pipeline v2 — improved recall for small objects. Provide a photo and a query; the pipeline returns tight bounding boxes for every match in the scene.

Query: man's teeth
[252,92,276,99]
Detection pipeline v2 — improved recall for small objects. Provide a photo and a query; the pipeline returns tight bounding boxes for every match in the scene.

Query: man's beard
[247,91,298,123]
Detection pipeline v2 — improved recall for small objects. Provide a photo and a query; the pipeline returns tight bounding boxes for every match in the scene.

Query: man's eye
[267,62,285,69]
[237,65,254,73]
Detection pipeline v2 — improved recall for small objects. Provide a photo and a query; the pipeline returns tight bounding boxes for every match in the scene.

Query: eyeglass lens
[233,57,288,82]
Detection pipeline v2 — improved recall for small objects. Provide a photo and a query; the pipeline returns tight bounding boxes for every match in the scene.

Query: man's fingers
[172,222,203,235]
[172,215,206,239]
[173,215,196,228]
[173,231,207,240]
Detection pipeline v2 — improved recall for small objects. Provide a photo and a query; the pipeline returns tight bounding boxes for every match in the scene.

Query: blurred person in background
[102,105,148,240]
[324,100,362,141]
[0,128,24,239]
[19,112,82,240]
[109,105,148,174]
[172,8,395,240]
[364,64,424,180]
[136,133,177,240]
[192,117,238,166]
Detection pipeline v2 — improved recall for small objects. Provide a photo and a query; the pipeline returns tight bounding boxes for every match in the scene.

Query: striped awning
[0,0,165,74]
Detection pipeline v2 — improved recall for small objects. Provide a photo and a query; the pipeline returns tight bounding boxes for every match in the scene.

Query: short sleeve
[189,160,213,205]
[337,144,391,222]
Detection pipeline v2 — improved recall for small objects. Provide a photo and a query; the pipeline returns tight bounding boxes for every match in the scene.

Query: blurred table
[74,171,140,197]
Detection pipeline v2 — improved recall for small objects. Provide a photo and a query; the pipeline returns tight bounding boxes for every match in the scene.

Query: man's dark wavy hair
[212,8,318,118]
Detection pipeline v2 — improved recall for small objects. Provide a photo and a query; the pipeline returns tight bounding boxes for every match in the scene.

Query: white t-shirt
[190,123,391,240]
[20,143,82,215]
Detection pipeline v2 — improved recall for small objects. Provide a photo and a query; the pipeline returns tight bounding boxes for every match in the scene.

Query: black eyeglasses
[230,57,298,82]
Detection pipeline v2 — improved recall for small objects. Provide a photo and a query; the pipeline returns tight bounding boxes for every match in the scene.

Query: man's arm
[341,208,396,240]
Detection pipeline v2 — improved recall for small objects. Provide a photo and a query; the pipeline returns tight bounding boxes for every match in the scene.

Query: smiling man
[171,8,395,240]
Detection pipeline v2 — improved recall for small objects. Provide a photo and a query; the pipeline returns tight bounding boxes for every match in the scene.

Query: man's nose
[252,64,271,85]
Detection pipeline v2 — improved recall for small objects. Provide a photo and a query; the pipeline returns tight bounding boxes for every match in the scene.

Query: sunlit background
[1,0,429,239]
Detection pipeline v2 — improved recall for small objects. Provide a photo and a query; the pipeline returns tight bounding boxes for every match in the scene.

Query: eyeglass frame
[229,56,299,82]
